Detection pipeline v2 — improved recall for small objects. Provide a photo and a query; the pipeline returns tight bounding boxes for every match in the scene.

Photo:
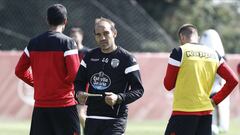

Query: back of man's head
[178,24,199,45]
[47,4,67,26]
[178,24,198,39]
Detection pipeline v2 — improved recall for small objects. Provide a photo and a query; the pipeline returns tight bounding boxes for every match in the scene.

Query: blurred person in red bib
[70,27,90,132]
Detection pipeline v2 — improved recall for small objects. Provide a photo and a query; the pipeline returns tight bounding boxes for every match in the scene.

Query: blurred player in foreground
[70,27,90,131]
[70,27,89,61]
[74,17,144,135]
[163,24,238,135]
[15,4,80,135]
[200,29,229,135]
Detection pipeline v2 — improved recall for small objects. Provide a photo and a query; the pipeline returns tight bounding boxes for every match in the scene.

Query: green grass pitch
[0,119,239,135]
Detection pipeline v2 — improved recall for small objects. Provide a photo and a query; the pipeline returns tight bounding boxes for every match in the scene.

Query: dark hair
[47,4,67,26]
[178,24,197,38]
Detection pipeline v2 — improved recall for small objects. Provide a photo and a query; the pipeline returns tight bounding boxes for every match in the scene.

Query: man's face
[94,21,116,52]
[70,32,83,44]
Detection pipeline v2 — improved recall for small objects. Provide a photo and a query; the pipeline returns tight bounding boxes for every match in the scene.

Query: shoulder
[78,47,90,54]
[117,46,134,58]
[170,47,182,62]
[27,32,48,49]
[171,47,182,55]
[83,47,100,59]
[82,47,90,52]
[87,47,100,55]
[29,31,47,43]
[117,47,138,67]
[57,33,77,50]
[58,33,74,43]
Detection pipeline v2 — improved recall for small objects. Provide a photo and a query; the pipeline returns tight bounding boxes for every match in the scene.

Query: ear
[179,34,186,45]
[113,29,117,38]
[64,19,68,25]
[179,33,184,41]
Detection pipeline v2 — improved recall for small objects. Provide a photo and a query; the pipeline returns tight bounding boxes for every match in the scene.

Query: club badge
[111,58,120,68]
[90,71,111,90]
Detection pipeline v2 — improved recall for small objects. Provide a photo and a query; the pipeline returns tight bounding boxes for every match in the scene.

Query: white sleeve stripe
[168,58,181,67]
[125,64,140,74]
[24,47,30,57]
[80,60,86,68]
[87,116,116,120]
[64,49,78,57]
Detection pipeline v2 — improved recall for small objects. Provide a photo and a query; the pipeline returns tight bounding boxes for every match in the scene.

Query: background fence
[0,0,175,52]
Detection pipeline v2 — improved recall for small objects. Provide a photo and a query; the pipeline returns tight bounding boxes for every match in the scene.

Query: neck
[101,44,117,53]
[49,25,65,33]
[181,38,199,45]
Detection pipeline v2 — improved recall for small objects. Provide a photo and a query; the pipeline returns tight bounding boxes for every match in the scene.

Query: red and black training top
[15,31,80,107]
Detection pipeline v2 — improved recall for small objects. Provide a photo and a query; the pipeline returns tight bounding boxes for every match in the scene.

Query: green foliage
[137,0,240,53]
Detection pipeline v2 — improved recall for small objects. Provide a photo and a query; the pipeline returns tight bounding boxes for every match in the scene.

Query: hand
[105,92,118,108]
[76,91,88,105]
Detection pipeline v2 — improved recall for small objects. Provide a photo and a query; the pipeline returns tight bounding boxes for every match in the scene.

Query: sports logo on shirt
[90,58,99,62]
[90,71,111,90]
[186,50,216,59]
[111,58,120,68]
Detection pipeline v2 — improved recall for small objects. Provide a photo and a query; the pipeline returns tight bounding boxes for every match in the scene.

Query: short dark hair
[47,4,67,26]
[178,24,197,38]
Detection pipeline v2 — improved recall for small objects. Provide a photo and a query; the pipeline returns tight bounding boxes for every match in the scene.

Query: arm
[74,60,88,104]
[74,60,88,93]
[117,69,144,105]
[64,50,80,83]
[117,55,144,105]
[64,40,80,83]
[211,62,238,105]
[163,48,182,91]
[164,64,179,90]
[15,48,34,87]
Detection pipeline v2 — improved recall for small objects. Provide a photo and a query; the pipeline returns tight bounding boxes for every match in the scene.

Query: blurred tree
[137,0,240,53]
